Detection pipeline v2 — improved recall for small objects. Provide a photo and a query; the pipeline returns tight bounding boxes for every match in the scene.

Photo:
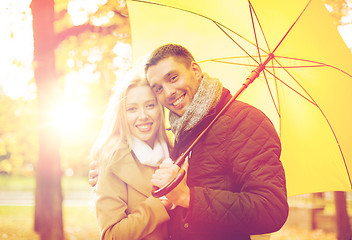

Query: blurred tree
[0,95,18,175]
[0,94,38,176]
[334,191,351,240]
[31,0,64,238]
[30,0,130,239]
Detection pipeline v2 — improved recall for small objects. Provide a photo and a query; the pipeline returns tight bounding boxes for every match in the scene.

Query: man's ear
[191,62,203,82]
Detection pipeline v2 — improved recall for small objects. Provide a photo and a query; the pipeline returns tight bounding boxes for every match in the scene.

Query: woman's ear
[191,62,203,83]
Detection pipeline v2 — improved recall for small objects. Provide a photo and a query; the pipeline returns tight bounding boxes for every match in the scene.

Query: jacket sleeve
[185,106,289,235]
[95,168,170,240]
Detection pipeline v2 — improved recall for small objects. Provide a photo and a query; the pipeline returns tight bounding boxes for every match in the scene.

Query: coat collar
[110,143,155,197]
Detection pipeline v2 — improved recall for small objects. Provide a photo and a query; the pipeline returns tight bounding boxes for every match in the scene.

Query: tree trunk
[334,191,351,240]
[31,0,64,239]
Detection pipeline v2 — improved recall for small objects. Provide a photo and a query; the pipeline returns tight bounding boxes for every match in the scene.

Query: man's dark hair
[145,44,195,73]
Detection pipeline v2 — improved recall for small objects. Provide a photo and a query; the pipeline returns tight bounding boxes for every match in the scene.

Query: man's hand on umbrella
[89,160,99,187]
[152,158,190,208]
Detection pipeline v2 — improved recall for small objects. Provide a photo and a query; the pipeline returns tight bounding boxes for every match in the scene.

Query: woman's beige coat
[95,143,170,240]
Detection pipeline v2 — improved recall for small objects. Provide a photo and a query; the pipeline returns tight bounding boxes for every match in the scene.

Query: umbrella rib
[201,55,352,73]
[249,2,263,64]
[248,1,272,59]
[317,112,352,189]
[264,54,281,119]
[271,56,326,108]
[275,56,352,78]
[262,68,281,118]
[265,66,316,106]
[204,58,326,69]
[213,21,260,65]
[248,0,281,119]
[213,21,271,58]
[272,0,313,54]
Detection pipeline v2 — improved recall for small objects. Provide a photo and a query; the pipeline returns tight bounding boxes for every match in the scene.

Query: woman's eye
[154,86,162,94]
[146,103,155,109]
[126,107,136,112]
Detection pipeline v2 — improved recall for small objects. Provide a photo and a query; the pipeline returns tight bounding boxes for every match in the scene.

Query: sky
[338,0,352,48]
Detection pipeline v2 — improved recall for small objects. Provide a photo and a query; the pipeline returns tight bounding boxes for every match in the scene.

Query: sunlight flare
[51,101,91,136]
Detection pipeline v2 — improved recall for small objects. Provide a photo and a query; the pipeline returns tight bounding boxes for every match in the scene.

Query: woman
[91,64,172,240]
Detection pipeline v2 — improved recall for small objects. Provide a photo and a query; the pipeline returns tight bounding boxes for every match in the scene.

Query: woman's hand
[152,158,189,208]
[159,196,175,210]
[88,160,99,187]
[152,161,180,188]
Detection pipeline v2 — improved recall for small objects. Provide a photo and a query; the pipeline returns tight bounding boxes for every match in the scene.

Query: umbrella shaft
[244,53,274,87]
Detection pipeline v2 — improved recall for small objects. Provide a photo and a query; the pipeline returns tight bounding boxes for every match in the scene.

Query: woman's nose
[138,108,148,120]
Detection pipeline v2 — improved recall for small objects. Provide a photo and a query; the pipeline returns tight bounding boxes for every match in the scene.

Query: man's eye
[170,75,178,82]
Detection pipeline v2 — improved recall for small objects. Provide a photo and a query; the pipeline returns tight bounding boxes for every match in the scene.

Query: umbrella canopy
[126,0,352,196]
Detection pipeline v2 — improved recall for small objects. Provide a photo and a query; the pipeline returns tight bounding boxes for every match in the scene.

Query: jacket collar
[110,143,155,197]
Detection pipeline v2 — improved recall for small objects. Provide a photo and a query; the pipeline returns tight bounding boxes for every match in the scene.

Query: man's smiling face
[146,57,202,117]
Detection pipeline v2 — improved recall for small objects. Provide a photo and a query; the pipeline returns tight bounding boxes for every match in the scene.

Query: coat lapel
[110,145,155,197]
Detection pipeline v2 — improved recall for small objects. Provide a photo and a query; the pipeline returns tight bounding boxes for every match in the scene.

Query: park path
[0,190,94,206]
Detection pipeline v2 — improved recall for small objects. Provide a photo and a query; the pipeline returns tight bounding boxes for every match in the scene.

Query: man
[146,44,288,240]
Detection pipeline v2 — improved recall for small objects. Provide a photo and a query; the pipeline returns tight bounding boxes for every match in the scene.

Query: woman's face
[125,85,161,148]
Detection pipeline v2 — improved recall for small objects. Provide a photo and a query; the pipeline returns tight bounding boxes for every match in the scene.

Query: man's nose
[163,83,175,97]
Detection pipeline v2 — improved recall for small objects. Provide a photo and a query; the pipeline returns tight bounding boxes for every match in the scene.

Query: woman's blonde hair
[90,63,169,170]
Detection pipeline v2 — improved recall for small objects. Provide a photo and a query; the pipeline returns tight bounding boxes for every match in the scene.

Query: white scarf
[132,136,170,167]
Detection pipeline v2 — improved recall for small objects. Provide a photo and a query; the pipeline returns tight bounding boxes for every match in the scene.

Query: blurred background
[0,0,351,239]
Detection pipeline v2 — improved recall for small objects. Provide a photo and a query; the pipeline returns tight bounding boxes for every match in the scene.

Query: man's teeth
[173,96,184,106]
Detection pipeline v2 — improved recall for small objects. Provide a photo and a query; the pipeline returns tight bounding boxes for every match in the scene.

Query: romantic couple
[89,44,289,240]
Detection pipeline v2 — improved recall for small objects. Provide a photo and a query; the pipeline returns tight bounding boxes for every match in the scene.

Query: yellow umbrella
[126,0,352,196]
